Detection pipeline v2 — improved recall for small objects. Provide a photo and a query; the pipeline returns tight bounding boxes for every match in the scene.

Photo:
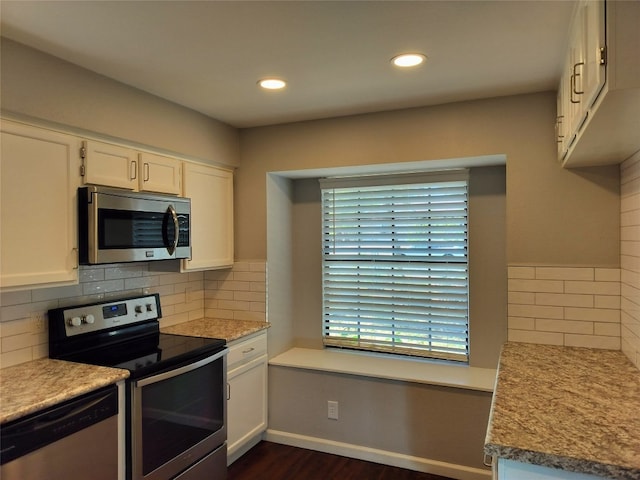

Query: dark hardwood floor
[228,441,454,480]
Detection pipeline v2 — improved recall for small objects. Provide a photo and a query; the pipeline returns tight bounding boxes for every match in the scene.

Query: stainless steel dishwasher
[0,384,119,480]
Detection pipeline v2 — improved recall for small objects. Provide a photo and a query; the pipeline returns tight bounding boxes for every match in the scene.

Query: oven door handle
[135,347,228,388]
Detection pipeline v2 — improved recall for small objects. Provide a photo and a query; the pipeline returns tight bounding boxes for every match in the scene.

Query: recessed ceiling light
[258,78,287,90]
[391,53,427,68]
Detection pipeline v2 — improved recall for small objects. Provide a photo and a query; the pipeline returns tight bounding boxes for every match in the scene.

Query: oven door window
[135,356,225,477]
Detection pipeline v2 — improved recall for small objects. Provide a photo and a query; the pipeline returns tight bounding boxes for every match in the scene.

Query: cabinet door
[580,0,605,110]
[227,355,268,461]
[1,121,81,288]
[83,140,137,190]
[182,163,234,271]
[139,152,181,195]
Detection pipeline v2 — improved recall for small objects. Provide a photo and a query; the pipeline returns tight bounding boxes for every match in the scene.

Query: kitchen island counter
[161,317,269,343]
[0,358,128,424]
[484,342,640,479]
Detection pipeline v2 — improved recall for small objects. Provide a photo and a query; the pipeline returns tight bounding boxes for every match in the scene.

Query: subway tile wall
[0,261,267,368]
[508,266,621,350]
[621,152,640,369]
[203,261,267,322]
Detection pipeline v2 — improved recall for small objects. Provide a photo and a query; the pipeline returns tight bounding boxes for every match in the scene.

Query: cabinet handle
[556,115,564,141]
[227,382,231,400]
[131,160,137,180]
[572,62,584,95]
[483,454,494,467]
[570,73,580,104]
[72,248,79,270]
[242,347,255,355]
[144,163,150,182]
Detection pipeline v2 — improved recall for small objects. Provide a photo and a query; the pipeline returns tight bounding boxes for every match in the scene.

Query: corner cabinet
[181,163,234,271]
[226,332,268,465]
[0,120,81,289]
[557,0,640,167]
[82,140,182,195]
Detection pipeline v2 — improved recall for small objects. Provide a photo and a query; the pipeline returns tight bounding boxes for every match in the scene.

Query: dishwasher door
[0,385,119,480]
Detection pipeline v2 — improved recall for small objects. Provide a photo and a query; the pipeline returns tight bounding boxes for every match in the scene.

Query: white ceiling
[0,0,575,128]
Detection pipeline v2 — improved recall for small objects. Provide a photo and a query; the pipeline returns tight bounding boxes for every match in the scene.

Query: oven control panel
[58,294,161,337]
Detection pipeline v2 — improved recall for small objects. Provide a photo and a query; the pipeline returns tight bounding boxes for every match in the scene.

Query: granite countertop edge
[0,358,129,424]
[484,342,640,480]
[160,317,270,342]
[1,319,267,424]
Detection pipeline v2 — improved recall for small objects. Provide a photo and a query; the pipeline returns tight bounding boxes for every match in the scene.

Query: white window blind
[320,171,469,363]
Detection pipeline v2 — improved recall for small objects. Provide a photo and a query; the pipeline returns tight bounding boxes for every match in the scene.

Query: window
[320,171,469,363]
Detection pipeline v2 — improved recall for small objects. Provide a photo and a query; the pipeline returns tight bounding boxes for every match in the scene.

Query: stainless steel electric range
[48,294,228,480]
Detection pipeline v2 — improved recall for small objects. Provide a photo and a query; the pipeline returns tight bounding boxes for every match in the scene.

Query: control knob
[135,305,143,314]
[146,304,155,312]
[84,314,95,324]
[69,316,82,327]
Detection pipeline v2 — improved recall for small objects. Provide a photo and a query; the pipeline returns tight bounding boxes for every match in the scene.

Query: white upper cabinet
[138,152,182,195]
[83,140,182,195]
[558,0,640,167]
[182,162,234,271]
[83,140,138,190]
[1,120,81,289]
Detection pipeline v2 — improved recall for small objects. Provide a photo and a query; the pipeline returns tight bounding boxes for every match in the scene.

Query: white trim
[268,347,496,392]
[318,168,469,188]
[265,429,492,480]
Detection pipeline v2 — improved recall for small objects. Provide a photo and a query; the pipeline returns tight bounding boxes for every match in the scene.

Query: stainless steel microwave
[78,186,191,265]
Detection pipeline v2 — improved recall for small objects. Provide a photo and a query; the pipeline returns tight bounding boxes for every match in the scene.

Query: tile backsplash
[0,261,267,368]
[621,153,640,369]
[508,266,621,350]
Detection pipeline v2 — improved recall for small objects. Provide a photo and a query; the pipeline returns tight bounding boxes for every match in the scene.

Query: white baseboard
[264,429,491,480]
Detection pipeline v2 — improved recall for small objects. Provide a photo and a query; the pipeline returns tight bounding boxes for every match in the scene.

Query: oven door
[130,348,228,480]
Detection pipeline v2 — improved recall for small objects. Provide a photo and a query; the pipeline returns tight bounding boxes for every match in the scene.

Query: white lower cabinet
[226,332,268,465]
[497,458,608,480]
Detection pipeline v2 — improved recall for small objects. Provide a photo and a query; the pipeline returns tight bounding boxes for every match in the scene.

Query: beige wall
[0,38,239,167]
[238,92,620,265]
[269,366,493,472]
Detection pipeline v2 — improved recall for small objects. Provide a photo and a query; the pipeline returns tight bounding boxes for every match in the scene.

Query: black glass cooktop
[63,333,226,379]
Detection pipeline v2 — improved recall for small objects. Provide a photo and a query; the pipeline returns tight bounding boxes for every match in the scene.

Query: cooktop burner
[48,294,225,379]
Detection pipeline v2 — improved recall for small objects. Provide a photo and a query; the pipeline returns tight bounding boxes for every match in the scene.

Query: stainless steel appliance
[48,294,228,480]
[0,385,119,480]
[78,186,191,264]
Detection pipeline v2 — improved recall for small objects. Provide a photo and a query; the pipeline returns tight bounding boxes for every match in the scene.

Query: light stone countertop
[161,317,270,343]
[484,342,640,480]
[0,358,129,424]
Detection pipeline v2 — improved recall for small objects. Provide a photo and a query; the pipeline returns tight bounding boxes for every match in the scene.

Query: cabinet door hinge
[599,46,606,66]
[80,141,87,177]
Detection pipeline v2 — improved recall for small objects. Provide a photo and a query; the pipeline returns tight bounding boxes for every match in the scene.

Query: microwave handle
[167,204,180,255]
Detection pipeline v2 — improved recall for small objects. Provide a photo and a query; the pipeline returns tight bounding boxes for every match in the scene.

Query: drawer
[227,333,267,369]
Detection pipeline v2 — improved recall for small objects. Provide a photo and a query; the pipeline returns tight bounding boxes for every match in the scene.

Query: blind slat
[321,178,469,362]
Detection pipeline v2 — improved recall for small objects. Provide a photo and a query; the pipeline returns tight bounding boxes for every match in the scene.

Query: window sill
[268,347,496,392]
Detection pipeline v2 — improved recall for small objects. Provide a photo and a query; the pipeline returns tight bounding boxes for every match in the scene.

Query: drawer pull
[242,347,255,354]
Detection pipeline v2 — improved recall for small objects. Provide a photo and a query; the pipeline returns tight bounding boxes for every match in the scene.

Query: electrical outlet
[327,400,339,420]
[30,312,46,334]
